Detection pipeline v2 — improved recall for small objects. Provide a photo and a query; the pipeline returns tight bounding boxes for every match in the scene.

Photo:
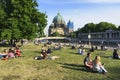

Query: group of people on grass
[78,47,86,55]
[0,47,22,60]
[41,45,52,59]
[39,44,61,60]
[84,53,107,74]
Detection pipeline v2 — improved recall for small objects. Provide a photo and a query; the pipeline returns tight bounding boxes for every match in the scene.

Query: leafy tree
[70,32,76,38]
[0,0,47,44]
[78,22,117,33]
[96,22,116,32]
[80,23,96,33]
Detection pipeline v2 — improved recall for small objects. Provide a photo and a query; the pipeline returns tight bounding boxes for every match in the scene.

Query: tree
[78,22,117,33]
[96,22,116,32]
[70,32,76,38]
[80,23,96,33]
[0,0,47,44]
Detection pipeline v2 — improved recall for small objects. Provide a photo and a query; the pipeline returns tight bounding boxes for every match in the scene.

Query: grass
[0,43,120,80]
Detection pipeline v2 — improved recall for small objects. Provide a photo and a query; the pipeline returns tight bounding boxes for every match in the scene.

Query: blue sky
[37,0,120,33]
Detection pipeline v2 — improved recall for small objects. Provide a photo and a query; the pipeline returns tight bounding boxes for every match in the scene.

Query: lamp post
[88,30,91,47]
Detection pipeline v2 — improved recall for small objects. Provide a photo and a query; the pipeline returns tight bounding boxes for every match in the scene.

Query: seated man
[47,47,52,54]
[71,45,75,49]
[113,49,120,59]
[83,53,93,69]
[41,49,47,59]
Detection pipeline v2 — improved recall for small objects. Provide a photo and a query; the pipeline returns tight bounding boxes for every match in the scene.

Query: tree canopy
[78,22,117,33]
[0,0,47,41]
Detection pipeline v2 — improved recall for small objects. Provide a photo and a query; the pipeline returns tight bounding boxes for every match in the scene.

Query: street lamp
[88,30,91,47]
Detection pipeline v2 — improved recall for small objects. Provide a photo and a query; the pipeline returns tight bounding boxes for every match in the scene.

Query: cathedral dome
[53,13,65,24]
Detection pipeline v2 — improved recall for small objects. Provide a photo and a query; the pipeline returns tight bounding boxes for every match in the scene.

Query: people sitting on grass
[47,46,52,54]
[71,45,76,49]
[42,49,47,59]
[0,49,8,60]
[53,44,61,50]
[83,52,93,69]
[92,56,107,74]
[14,47,22,57]
[90,46,94,52]
[78,47,82,54]
[78,48,86,55]
[8,48,15,59]
[113,49,120,59]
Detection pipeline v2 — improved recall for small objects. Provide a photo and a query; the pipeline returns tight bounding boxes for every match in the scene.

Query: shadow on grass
[2,75,21,80]
[57,62,96,73]
[68,52,81,55]
[32,51,41,54]
[102,56,112,59]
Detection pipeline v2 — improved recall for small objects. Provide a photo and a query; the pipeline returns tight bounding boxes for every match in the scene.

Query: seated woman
[14,47,21,57]
[8,49,15,59]
[0,49,8,60]
[83,53,93,69]
[92,56,107,74]
[113,49,120,59]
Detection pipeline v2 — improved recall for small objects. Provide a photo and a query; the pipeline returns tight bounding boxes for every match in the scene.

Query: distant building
[67,20,74,34]
[48,12,74,36]
[78,30,120,46]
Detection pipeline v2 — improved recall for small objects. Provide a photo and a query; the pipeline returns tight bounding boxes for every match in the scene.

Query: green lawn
[0,43,120,80]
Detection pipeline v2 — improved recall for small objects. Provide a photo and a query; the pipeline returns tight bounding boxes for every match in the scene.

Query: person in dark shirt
[83,53,93,69]
[47,46,52,54]
[113,49,120,59]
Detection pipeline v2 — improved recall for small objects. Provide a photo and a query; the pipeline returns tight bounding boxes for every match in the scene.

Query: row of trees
[48,22,120,38]
[0,0,47,44]
[75,22,120,37]
[79,22,118,33]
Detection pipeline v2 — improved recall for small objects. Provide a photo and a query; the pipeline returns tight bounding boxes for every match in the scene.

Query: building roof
[53,12,65,24]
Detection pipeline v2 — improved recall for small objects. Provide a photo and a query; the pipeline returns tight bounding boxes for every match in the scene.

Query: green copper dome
[53,13,65,24]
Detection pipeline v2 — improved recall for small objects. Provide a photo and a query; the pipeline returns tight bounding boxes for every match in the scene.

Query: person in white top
[92,56,107,74]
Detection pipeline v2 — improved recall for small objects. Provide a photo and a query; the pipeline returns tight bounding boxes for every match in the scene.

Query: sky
[37,0,120,33]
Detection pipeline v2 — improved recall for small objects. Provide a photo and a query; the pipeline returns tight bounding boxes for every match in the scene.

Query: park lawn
[0,43,120,80]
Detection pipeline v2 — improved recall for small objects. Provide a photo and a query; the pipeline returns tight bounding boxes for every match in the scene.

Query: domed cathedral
[48,12,74,36]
